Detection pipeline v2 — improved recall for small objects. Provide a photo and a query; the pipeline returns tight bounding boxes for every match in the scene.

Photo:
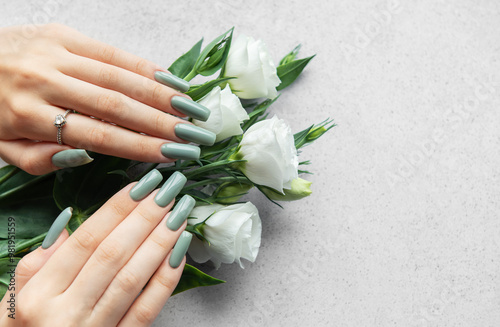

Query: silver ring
[54,110,73,145]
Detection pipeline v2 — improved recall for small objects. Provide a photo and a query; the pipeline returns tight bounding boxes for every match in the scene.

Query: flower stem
[184,70,197,82]
[183,159,244,180]
[182,176,251,192]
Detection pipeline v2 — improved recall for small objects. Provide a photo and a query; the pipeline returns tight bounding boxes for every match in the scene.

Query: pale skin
[0,23,193,175]
[0,183,186,326]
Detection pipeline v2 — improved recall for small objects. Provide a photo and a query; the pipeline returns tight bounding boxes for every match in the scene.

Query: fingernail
[169,231,193,268]
[175,124,216,146]
[167,195,195,230]
[129,169,163,201]
[155,71,190,93]
[155,172,187,207]
[161,143,200,160]
[171,96,210,121]
[52,149,94,168]
[42,207,73,249]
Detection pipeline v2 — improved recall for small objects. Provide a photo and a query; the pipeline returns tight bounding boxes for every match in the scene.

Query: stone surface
[1,0,500,326]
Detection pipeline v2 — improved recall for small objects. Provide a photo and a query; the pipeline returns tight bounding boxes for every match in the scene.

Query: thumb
[0,140,93,175]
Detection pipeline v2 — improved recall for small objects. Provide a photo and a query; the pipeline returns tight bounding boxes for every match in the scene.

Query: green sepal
[276,55,315,91]
[190,27,234,79]
[168,38,203,79]
[294,118,335,149]
[279,44,302,66]
[172,264,225,295]
[185,77,235,102]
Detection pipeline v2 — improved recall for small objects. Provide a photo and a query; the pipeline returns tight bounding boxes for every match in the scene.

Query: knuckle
[72,227,99,253]
[109,201,128,217]
[149,233,170,251]
[87,124,109,149]
[95,239,124,266]
[98,45,117,63]
[19,150,46,175]
[97,66,117,86]
[115,269,140,295]
[150,83,166,104]
[95,93,121,114]
[154,269,179,291]
[135,206,159,226]
[134,59,154,75]
[41,23,67,37]
[134,303,157,325]
[152,113,166,133]
[15,254,38,278]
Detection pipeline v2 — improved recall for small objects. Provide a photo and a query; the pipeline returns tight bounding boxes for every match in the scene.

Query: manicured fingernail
[155,71,190,93]
[169,231,193,268]
[129,169,163,201]
[167,195,195,230]
[155,172,187,207]
[52,149,93,168]
[175,124,216,146]
[171,96,211,121]
[161,143,200,160]
[42,207,73,249]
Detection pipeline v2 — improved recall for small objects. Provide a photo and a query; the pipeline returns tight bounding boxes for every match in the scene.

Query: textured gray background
[1,0,500,326]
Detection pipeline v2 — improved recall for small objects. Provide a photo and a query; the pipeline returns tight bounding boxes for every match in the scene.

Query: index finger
[45,23,164,80]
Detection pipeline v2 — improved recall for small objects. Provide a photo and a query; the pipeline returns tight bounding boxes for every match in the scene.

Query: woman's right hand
[0,24,215,175]
[0,170,193,326]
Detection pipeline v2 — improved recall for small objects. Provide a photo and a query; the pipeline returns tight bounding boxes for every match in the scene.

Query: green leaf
[185,77,235,102]
[53,153,131,215]
[172,264,225,295]
[168,39,203,79]
[0,197,59,239]
[276,55,315,91]
[0,168,55,206]
[0,234,46,259]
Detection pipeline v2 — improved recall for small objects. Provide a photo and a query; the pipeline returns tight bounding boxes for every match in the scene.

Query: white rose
[223,34,281,99]
[193,85,249,142]
[187,202,262,269]
[232,116,298,192]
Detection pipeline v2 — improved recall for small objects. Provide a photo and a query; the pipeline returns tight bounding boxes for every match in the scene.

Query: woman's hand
[0,171,193,326]
[0,24,215,175]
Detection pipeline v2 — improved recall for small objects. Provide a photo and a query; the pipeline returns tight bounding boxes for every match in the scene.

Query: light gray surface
[2,0,500,326]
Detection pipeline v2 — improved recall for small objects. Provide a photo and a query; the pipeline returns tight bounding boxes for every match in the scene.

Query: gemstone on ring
[54,114,67,127]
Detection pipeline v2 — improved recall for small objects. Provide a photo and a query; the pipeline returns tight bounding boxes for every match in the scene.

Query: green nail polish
[169,231,192,268]
[175,124,216,146]
[155,71,190,93]
[154,172,187,207]
[130,169,163,201]
[52,149,93,168]
[161,143,200,160]
[171,96,211,121]
[42,207,73,249]
[167,195,195,230]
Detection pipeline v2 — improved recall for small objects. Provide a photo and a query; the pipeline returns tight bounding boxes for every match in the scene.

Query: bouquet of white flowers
[0,28,333,296]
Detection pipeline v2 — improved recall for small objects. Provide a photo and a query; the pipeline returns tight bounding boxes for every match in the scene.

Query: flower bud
[216,182,253,204]
[260,178,312,201]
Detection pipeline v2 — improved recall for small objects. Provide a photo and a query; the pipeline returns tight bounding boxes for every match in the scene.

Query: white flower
[187,202,262,269]
[232,116,298,192]
[223,34,281,99]
[193,85,249,142]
